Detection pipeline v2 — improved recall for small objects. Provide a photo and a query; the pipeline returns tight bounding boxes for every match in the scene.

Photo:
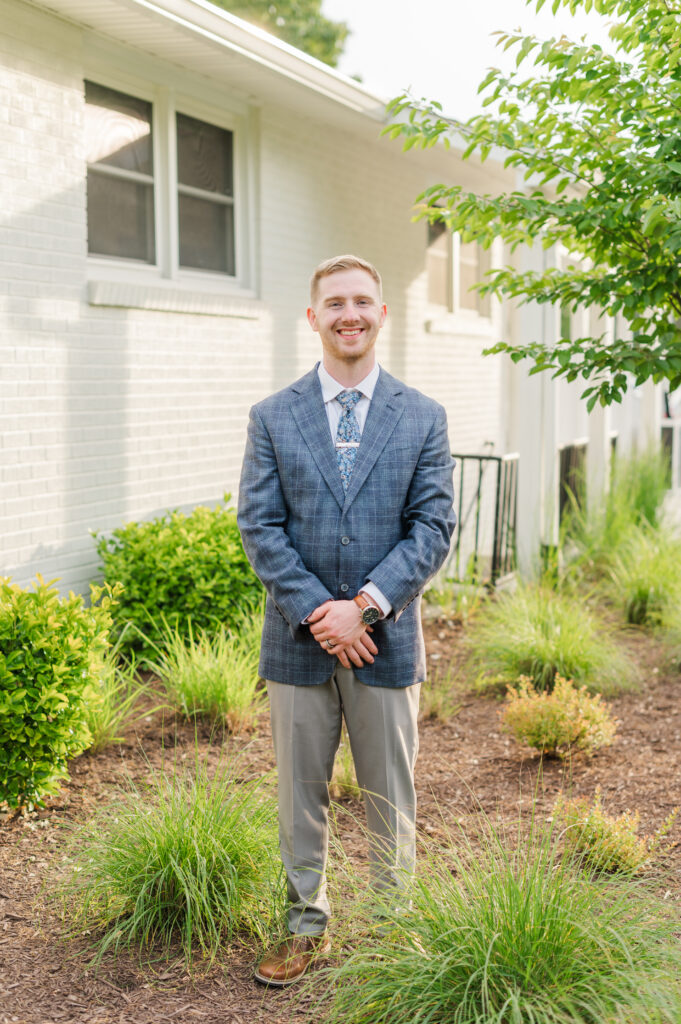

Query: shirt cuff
[360,583,392,619]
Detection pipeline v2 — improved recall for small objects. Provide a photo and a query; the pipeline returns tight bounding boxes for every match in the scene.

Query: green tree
[212,1,348,67]
[386,0,681,408]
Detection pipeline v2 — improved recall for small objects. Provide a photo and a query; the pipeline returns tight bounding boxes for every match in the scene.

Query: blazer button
[340,583,349,592]
[341,536,350,545]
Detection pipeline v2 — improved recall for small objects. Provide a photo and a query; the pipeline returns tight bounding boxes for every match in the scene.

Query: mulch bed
[1,615,680,1024]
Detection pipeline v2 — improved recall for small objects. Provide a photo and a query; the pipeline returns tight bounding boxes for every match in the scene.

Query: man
[237,254,455,987]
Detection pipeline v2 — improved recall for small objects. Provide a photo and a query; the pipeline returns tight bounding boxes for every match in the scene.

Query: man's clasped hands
[307,600,378,669]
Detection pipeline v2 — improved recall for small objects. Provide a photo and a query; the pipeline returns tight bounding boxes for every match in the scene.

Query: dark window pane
[427,219,447,247]
[87,170,155,263]
[177,113,233,196]
[178,194,235,274]
[85,81,153,175]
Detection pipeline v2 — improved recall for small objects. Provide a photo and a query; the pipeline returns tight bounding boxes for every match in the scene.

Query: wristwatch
[353,592,381,625]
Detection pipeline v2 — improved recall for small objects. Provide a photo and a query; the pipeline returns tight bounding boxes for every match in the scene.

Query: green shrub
[557,789,678,874]
[502,675,617,757]
[0,576,118,808]
[316,817,681,1024]
[95,498,263,658]
[58,757,283,963]
[146,610,264,732]
[608,526,681,626]
[466,584,636,695]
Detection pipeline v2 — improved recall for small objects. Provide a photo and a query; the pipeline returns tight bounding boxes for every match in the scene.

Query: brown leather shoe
[254,933,331,987]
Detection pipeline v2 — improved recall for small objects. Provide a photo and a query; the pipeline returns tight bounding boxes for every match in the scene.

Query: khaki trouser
[267,666,420,935]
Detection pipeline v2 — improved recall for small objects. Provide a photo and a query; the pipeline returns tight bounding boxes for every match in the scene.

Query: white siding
[1,0,506,593]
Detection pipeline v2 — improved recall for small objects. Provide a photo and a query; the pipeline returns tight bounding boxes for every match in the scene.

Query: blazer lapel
[290,367,346,509]
[343,369,404,510]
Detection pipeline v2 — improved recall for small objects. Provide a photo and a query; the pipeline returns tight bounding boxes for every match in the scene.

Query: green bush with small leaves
[557,789,678,874]
[502,675,617,757]
[95,497,263,658]
[0,576,118,808]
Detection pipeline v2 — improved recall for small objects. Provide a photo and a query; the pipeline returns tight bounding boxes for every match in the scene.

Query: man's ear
[306,307,318,331]
[380,303,387,326]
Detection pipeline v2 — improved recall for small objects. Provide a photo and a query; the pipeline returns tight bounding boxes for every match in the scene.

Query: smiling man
[237,254,456,987]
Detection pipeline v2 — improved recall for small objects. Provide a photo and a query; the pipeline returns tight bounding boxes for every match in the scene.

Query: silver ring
[326,639,335,649]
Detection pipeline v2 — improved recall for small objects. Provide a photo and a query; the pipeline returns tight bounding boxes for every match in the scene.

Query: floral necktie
[335,390,362,491]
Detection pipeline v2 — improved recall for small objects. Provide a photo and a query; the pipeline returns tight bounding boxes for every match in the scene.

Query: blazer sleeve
[365,404,456,619]
[237,404,334,635]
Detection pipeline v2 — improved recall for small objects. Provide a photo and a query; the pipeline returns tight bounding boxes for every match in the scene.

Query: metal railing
[445,452,519,587]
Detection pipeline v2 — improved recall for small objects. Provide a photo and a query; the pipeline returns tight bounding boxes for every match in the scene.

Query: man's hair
[310,254,382,303]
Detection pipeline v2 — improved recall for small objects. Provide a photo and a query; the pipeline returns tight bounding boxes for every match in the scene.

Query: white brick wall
[1,0,507,595]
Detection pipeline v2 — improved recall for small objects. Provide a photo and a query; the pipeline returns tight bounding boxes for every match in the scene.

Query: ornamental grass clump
[607,525,681,627]
[83,641,152,753]
[316,817,681,1024]
[466,584,635,695]
[502,675,616,757]
[557,789,678,874]
[563,447,670,581]
[0,576,118,808]
[147,611,264,732]
[420,663,462,722]
[58,758,283,963]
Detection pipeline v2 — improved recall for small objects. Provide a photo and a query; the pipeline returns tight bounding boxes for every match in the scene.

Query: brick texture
[1,0,507,594]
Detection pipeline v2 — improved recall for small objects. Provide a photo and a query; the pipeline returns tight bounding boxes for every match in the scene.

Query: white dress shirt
[316,362,392,618]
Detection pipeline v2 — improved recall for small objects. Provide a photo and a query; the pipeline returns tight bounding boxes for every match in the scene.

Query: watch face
[361,605,380,625]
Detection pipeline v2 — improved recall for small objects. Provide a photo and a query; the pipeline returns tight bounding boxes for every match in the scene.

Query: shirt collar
[317,362,380,405]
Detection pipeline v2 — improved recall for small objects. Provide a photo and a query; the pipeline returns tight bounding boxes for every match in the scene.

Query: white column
[505,240,559,575]
[586,310,612,511]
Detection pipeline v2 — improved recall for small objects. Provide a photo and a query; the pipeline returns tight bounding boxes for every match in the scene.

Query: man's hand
[333,630,378,669]
[307,599,379,666]
[308,599,365,648]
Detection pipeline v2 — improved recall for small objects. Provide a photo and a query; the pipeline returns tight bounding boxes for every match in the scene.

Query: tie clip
[336,441,360,448]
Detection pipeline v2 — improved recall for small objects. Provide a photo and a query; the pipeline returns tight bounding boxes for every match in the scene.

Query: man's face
[307,268,387,365]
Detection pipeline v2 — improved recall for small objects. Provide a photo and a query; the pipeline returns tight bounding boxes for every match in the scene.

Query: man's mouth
[338,328,363,338]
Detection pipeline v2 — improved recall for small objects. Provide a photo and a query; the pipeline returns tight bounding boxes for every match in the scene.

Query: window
[176,113,235,275]
[85,80,242,283]
[426,220,491,317]
[426,220,451,307]
[85,81,155,264]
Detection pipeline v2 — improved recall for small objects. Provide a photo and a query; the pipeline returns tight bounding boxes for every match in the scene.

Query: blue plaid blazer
[237,365,456,687]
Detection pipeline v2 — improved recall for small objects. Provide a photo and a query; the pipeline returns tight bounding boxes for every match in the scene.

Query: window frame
[425,220,493,321]
[83,54,258,308]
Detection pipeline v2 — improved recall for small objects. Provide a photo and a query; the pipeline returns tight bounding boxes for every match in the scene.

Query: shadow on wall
[1,181,130,594]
